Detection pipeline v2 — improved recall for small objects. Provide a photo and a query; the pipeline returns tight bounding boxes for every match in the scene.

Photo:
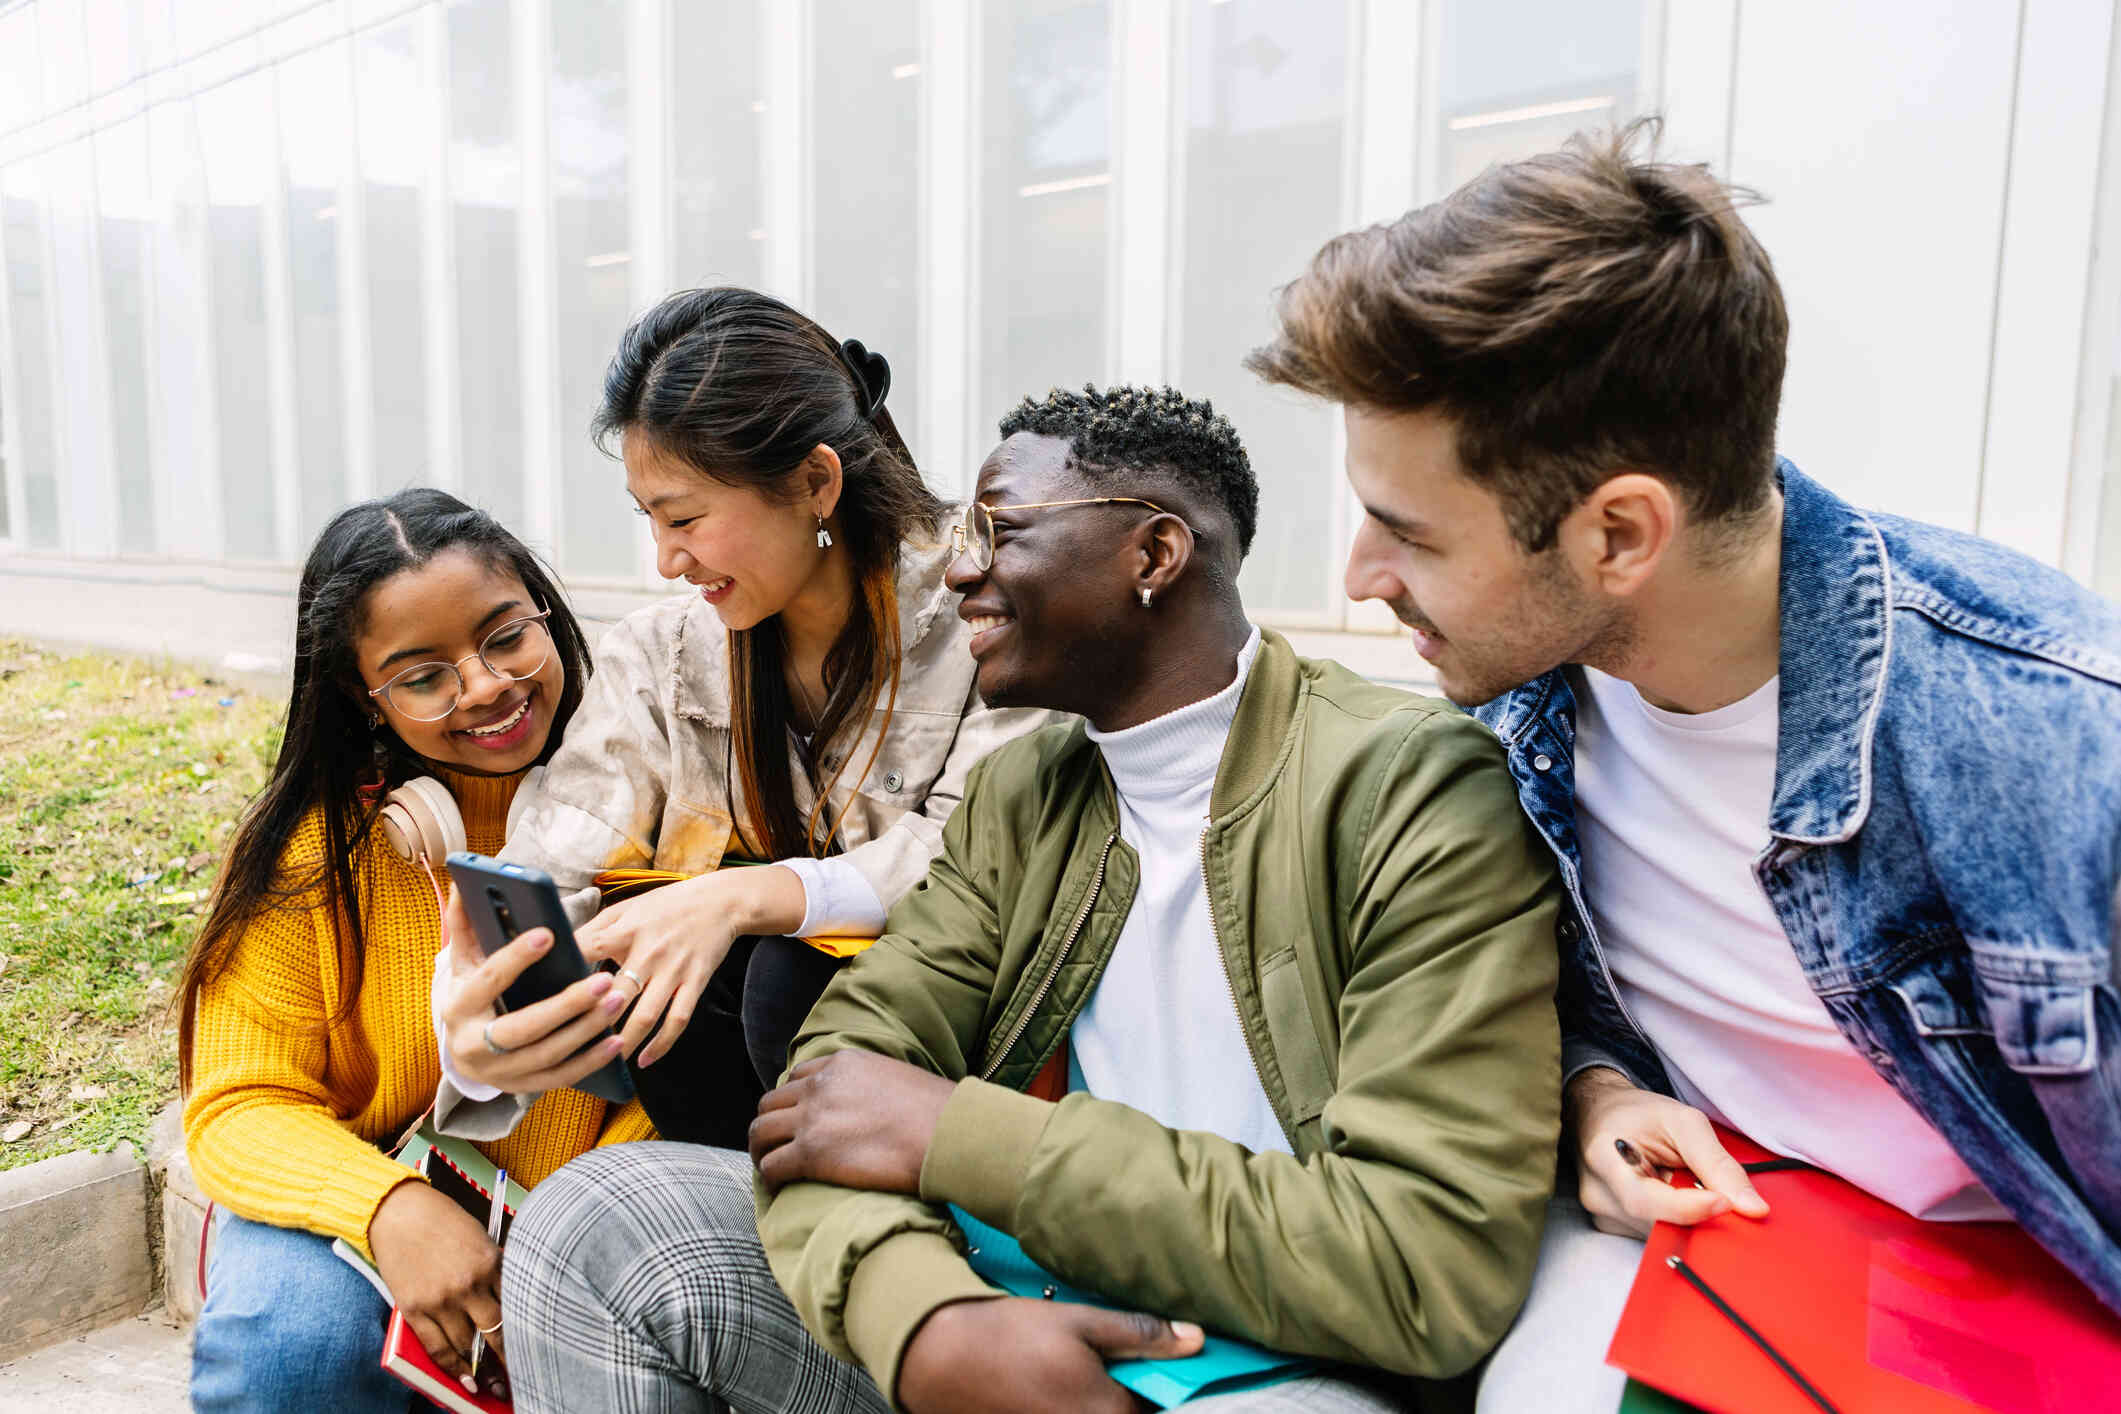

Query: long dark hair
[176,489,591,1092]
[593,287,945,860]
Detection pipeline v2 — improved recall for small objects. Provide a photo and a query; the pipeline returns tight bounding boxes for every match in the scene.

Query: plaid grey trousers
[500,1141,1411,1414]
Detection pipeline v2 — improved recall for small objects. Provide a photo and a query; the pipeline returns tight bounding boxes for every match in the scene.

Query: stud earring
[1140,588,1153,608]
[816,515,833,549]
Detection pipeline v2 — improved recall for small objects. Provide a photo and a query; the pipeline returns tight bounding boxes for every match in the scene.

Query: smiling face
[946,432,1148,717]
[1342,405,1617,706]
[353,547,566,775]
[623,429,836,631]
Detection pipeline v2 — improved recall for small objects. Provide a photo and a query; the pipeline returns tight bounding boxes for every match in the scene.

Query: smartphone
[444,851,634,1105]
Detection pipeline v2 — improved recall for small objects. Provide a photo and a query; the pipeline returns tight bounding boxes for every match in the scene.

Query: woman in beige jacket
[434,287,1051,1146]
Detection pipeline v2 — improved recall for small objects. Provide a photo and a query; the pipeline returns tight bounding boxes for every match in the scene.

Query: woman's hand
[576,865,806,1068]
[368,1179,508,1394]
[437,888,630,1096]
[1567,1066,1770,1238]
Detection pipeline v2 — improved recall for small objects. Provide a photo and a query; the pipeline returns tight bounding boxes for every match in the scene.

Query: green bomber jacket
[757,630,1563,1405]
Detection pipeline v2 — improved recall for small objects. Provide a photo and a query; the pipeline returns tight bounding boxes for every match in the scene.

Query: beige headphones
[376,766,544,865]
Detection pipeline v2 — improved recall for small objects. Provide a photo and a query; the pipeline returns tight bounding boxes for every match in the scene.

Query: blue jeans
[191,1209,413,1414]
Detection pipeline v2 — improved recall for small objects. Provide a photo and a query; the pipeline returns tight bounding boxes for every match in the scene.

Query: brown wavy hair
[593,287,945,860]
[1248,119,1787,552]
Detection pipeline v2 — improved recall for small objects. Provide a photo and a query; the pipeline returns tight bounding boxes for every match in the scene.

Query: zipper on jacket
[1202,826,1292,1149]
[978,830,1120,1082]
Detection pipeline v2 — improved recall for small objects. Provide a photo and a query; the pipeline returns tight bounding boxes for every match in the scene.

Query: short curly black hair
[998,384,1259,557]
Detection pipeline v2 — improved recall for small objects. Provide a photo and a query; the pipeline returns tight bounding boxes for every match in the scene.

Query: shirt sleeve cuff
[430,946,502,1103]
[917,1078,1055,1231]
[777,855,890,937]
[844,1229,1004,1409]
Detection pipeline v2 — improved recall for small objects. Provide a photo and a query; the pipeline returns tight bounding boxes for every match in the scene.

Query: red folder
[1606,1129,2121,1414]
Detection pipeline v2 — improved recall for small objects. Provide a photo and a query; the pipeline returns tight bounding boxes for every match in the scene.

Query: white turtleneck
[1069,626,1288,1157]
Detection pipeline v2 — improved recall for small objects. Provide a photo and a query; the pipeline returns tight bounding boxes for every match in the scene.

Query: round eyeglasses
[366,609,555,722]
[949,497,1175,574]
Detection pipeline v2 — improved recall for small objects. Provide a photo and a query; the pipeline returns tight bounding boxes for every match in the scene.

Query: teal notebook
[948,1206,1312,1407]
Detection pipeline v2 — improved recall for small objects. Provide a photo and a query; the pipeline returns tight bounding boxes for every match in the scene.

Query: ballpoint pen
[469,1168,507,1383]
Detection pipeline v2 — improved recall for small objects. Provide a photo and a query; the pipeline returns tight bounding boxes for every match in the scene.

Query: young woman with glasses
[431,287,1054,1151]
[178,489,654,1410]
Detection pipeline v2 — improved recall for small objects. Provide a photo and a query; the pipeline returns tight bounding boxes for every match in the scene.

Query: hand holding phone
[439,853,635,1104]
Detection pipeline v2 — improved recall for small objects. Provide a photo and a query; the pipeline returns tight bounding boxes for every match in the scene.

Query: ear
[802,443,846,521]
[1135,512,1198,602]
[1566,472,1676,597]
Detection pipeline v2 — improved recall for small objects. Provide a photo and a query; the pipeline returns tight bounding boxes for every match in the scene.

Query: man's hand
[898,1298,1205,1414]
[748,1051,958,1195]
[368,1179,509,1397]
[1568,1066,1769,1238]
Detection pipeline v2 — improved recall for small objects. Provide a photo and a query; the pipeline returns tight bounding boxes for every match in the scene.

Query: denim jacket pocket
[1888,955,1988,1038]
[1967,944,2103,1076]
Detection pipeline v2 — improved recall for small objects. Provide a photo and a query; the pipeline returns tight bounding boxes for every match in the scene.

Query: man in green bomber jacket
[496,385,1564,1414]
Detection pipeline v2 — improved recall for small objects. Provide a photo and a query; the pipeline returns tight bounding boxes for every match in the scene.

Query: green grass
[0,638,283,1171]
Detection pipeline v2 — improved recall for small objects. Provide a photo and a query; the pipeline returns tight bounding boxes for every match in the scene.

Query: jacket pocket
[1887,951,1988,1038]
[1967,944,2102,1076]
[1259,948,1334,1125]
[657,797,735,874]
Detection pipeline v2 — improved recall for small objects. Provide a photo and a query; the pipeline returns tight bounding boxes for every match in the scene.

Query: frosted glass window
[279,42,352,544]
[147,98,213,558]
[446,0,522,530]
[551,0,634,579]
[196,72,280,561]
[0,8,42,133]
[82,0,148,101]
[811,0,920,449]
[38,0,91,114]
[2,162,60,547]
[358,21,433,488]
[1179,0,1349,619]
[48,141,110,552]
[97,115,156,554]
[671,0,763,291]
[978,0,1110,450]
[1433,0,1646,196]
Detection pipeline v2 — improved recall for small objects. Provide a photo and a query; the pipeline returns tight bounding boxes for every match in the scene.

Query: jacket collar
[1768,460,1893,844]
[672,513,964,728]
[1210,628,1306,821]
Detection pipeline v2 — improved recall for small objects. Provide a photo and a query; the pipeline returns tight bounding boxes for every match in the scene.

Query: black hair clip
[838,338,891,420]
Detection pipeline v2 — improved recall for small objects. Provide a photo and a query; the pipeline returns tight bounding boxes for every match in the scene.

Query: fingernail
[528,930,552,953]
[587,972,612,995]
[602,990,627,1014]
[605,1036,625,1056]
[1172,1321,1204,1341]
[461,1374,478,1393]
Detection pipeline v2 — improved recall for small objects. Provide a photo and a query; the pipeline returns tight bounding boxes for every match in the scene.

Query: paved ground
[0,1308,190,1412]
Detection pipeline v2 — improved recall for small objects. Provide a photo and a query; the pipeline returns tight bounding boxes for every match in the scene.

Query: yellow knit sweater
[183,767,656,1259]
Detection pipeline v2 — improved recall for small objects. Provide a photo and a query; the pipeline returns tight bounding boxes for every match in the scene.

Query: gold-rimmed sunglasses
[366,607,555,722]
[949,497,1176,574]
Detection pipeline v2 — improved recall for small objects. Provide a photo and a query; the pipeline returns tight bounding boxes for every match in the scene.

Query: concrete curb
[0,1102,205,1364]
[0,1144,152,1362]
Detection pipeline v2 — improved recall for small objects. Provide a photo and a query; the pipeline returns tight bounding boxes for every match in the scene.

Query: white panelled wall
[0,0,2117,680]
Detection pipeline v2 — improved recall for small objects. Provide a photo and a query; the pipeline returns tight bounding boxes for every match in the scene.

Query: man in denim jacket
[1251,122,2121,1411]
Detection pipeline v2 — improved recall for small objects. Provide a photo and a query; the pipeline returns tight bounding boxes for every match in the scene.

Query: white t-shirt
[1571,666,2005,1221]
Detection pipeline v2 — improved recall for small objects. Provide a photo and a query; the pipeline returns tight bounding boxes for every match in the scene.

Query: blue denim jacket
[1474,460,2121,1312]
